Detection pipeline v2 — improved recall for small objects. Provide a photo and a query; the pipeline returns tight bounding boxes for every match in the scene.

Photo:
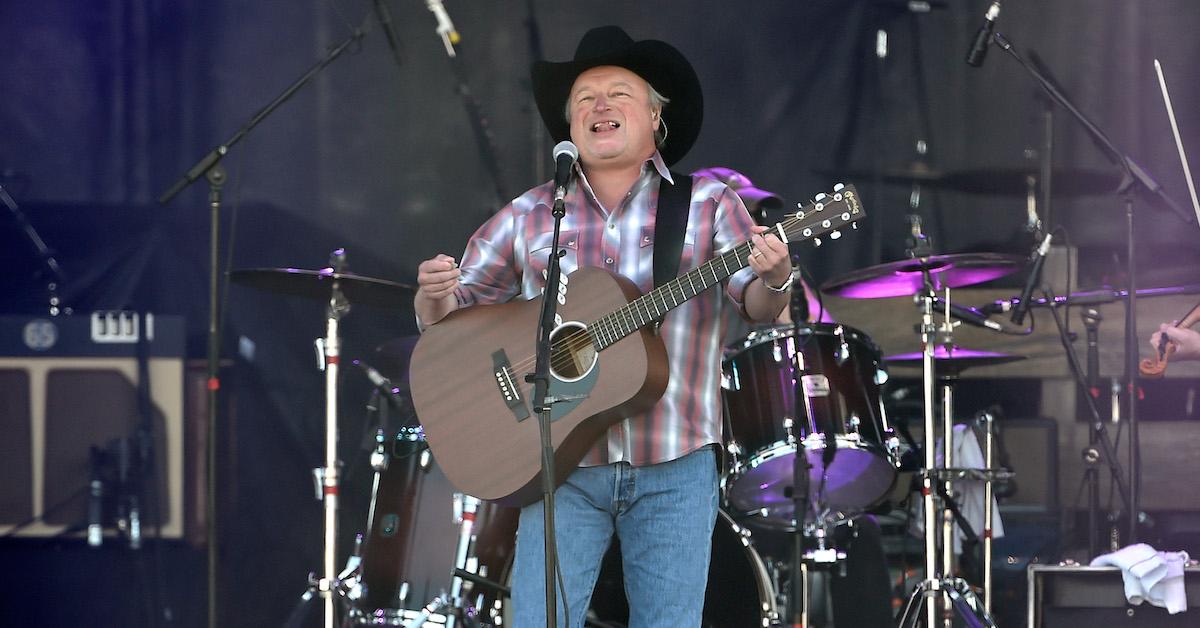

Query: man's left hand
[747,225,791,288]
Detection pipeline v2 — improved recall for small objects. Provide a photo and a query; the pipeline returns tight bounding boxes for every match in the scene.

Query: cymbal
[884,346,1026,370]
[229,267,416,308]
[822,252,1023,299]
[818,165,1120,196]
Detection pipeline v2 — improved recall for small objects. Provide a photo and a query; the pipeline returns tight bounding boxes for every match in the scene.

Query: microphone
[353,359,407,409]
[425,0,460,57]
[1011,232,1053,326]
[552,140,579,204]
[1082,309,1102,396]
[965,1,1001,67]
[932,296,1003,331]
[372,0,404,69]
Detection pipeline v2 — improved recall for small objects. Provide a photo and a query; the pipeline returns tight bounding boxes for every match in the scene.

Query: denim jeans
[509,446,719,628]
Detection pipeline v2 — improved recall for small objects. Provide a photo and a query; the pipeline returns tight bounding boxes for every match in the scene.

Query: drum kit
[229,217,1034,628]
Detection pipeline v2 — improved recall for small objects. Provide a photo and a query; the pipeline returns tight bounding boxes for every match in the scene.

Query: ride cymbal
[822,253,1023,299]
[229,267,415,309]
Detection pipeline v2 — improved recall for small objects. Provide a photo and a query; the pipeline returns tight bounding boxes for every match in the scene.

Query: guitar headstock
[779,183,864,248]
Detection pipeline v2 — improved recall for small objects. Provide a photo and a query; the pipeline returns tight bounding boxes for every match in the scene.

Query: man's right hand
[414,253,461,327]
[1150,323,1200,362]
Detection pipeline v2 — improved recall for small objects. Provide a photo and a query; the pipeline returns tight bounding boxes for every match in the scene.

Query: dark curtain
[2,1,1200,626]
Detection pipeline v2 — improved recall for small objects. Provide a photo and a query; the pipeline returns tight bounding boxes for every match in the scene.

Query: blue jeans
[510,446,719,628]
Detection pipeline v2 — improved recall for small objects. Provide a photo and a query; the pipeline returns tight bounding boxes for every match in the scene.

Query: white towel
[1090,543,1190,614]
[910,424,1005,553]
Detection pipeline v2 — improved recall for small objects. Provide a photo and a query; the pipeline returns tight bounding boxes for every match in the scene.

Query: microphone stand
[1,183,69,315]
[524,196,570,628]
[787,283,814,628]
[992,30,1195,544]
[155,30,363,628]
[1044,294,1132,557]
[424,4,510,209]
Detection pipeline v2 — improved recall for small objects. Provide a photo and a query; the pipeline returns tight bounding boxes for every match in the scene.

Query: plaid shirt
[453,152,759,466]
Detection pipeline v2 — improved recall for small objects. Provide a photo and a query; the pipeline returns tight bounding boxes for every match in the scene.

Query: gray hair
[564,80,671,148]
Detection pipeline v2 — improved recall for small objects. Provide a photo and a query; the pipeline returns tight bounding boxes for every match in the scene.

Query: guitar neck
[586,183,863,351]
[588,244,750,351]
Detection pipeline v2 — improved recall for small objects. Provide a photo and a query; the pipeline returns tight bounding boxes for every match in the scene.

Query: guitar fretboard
[584,186,860,351]
[587,242,753,351]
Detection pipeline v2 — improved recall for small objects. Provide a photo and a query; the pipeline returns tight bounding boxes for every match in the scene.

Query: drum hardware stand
[298,248,352,628]
[978,410,997,613]
[401,493,488,628]
[896,219,996,628]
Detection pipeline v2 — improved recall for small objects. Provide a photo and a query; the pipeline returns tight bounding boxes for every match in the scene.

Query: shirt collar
[571,150,673,211]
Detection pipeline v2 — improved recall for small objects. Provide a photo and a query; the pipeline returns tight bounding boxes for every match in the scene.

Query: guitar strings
[496,203,851,387]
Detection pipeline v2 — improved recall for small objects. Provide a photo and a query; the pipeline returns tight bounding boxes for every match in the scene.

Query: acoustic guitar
[410,184,865,506]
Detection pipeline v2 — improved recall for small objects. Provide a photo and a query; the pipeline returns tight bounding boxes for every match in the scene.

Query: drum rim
[726,322,883,358]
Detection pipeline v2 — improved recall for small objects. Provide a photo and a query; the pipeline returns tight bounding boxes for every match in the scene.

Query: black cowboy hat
[531,25,703,166]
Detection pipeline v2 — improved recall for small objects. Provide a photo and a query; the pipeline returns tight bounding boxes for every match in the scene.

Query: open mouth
[590,120,621,133]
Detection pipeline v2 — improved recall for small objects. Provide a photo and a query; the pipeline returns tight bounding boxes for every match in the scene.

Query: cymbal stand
[980,410,996,614]
[897,221,995,628]
[313,248,351,628]
[403,493,483,628]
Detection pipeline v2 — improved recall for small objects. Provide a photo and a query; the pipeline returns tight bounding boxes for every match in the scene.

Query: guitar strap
[653,173,693,289]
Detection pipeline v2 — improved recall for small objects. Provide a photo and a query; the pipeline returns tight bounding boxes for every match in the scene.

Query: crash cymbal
[818,165,1120,196]
[884,346,1026,370]
[822,252,1023,299]
[229,267,415,309]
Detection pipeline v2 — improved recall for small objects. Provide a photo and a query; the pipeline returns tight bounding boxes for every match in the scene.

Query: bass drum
[588,509,778,628]
[722,323,899,529]
[351,426,518,625]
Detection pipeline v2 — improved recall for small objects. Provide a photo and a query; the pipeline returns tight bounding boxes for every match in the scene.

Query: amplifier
[0,313,185,539]
[1029,564,1200,627]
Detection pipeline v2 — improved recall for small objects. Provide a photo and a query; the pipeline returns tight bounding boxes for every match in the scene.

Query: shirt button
[605,257,614,265]
[608,224,615,230]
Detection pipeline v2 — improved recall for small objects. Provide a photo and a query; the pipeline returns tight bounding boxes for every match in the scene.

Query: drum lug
[886,434,901,458]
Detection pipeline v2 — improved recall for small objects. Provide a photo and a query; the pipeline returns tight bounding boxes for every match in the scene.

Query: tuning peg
[814,193,827,202]
[833,183,845,192]
[814,238,823,247]
[830,230,842,240]
[851,221,859,229]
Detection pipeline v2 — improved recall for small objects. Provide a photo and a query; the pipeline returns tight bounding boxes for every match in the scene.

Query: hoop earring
[656,117,669,147]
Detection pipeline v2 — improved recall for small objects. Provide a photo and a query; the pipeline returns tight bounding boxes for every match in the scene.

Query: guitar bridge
[492,350,530,422]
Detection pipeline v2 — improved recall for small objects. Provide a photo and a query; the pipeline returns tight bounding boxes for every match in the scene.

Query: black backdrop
[3,1,1200,626]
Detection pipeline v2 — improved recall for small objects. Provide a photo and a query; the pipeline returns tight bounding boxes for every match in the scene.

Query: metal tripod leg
[897,577,997,628]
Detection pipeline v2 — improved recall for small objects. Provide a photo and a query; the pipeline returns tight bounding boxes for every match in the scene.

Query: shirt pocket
[527,229,579,281]
[643,225,697,276]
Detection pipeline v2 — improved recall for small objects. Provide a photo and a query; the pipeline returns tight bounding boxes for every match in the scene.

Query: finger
[423,278,460,296]
[419,267,461,285]
[420,255,458,274]
[426,285,457,299]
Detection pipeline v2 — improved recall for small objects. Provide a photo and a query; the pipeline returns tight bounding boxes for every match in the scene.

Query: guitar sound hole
[549,322,597,382]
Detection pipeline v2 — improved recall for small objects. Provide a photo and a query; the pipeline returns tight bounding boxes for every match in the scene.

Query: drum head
[725,437,897,530]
